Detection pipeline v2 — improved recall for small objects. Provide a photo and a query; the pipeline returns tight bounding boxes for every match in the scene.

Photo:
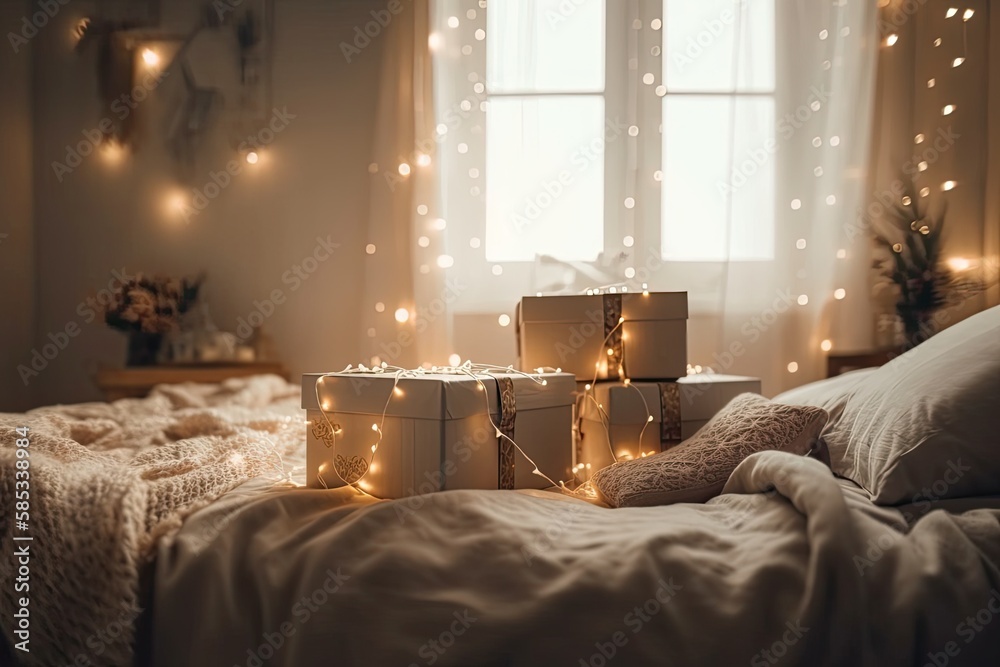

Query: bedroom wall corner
[21,0,387,407]
[0,0,37,412]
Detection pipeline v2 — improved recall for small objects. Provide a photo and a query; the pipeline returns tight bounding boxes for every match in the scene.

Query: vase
[895,305,936,351]
[126,332,164,366]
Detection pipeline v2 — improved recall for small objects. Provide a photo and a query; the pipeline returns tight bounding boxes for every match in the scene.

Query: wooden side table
[826,350,898,378]
[95,363,290,401]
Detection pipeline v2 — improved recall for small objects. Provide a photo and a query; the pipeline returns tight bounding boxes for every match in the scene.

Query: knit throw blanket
[0,375,302,667]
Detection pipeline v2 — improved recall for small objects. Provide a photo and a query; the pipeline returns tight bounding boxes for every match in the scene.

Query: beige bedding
[3,375,1000,666]
[149,450,1000,666]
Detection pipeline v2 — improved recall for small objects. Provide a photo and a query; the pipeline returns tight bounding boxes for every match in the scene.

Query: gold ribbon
[496,376,517,490]
[603,294,624,379]
[657,382,682,451]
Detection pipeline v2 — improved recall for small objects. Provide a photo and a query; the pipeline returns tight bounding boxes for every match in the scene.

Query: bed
[3,307,1000,667]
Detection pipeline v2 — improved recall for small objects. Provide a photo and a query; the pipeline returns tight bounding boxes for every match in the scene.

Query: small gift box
[302,370,576,498]
[517,291,688,381]
[577,374,762,475]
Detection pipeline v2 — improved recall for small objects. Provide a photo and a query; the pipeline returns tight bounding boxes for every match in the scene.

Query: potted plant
[872,185,987,349]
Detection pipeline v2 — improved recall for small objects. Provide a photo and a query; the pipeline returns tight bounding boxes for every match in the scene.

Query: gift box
[517,291,688,381]
[577,374,762,475]
[302,371,575,498]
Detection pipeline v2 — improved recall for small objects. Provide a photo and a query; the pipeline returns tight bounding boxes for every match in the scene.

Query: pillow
[807,305,1000,505]
[591,393,828,508]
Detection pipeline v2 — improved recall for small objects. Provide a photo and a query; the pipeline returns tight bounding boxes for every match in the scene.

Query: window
[661,0,776,261]
[484,0,607,262]
[479,0,776,266]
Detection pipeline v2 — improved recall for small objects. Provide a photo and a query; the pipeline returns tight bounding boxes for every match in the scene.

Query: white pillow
[781,306,1000,505]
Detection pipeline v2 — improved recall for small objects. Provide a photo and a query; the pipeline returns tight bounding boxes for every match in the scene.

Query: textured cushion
[800,305,1000,505]
[592,393,828,508]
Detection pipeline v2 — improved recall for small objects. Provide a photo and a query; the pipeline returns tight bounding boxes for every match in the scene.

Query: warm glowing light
[796,238,807,250]
[394,308,410,323]
[941,180,957,191]
[942,105,956,116]
[884,33,898,46]
[607,348,614,356]
[245,151,259,164]
[417,153,431,167]
[902,195,912,205]
[398,162,411,176]
[141,49,159,67]
[168,192,187,216]
[447,15,459,27]
[836,249,846,259]
[428,32,442,50]
[584,383,592,391]
[365,243,376,255]
[321,401,332,411]
[448,353,461,366]
[787,362,799,373]
[371,423,379,431]
[952,57,965,68]
[820,339,833,352]
[963,9,974,20]
[797,294,809,306]
[100,140,125,164]
[918,161,928,172]
[647,415,654,423]
[498,314,511,327]
[945,7,958,18]
[393,386,404,397]
[437,254,455,268]
[947,257,971,272]
[914,134,924,145]
[834,288,846,300]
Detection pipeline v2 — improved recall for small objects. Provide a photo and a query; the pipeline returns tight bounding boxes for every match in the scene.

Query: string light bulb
[962,9,974,20]
[141,48,159,67]
[945,7,958,18]
[245,151,259,164]
[884,33,898,46]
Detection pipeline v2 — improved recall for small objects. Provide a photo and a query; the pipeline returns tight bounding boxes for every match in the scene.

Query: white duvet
[150,450,1000,667]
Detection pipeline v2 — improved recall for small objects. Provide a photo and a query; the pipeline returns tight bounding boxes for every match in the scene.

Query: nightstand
[95,363,290,401]
[826,350,898,378]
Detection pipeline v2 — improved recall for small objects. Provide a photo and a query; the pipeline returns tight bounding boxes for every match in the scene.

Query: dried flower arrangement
[101,274,203,365]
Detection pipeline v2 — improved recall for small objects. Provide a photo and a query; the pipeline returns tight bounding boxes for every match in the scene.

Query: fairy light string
[312,361,586,497]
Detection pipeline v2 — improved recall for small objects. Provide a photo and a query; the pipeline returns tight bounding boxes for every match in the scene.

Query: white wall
[5,0,389,407]
[0,0,36,411]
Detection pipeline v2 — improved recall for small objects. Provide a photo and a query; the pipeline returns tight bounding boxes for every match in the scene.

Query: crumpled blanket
[0,374,302,667]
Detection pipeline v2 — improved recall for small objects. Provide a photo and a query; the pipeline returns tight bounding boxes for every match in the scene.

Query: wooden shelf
[95,363,290,401]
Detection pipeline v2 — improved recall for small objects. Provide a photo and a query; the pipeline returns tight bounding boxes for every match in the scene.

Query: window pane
[661,95,774,261]
[486,96,605,262]
[663,0,774,92]
[487,0,605,93]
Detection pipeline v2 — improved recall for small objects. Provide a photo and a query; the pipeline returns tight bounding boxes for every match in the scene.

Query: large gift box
[577,374,761,475]
[302,371,575,498]
[517,291,688,381]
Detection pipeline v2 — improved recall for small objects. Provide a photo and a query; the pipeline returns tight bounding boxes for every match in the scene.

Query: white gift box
[302,371,575,498]
[577,374,762,475]
[517,292,688,381]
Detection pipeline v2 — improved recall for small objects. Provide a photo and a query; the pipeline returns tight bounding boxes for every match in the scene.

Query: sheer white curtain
[424,0,879,394]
